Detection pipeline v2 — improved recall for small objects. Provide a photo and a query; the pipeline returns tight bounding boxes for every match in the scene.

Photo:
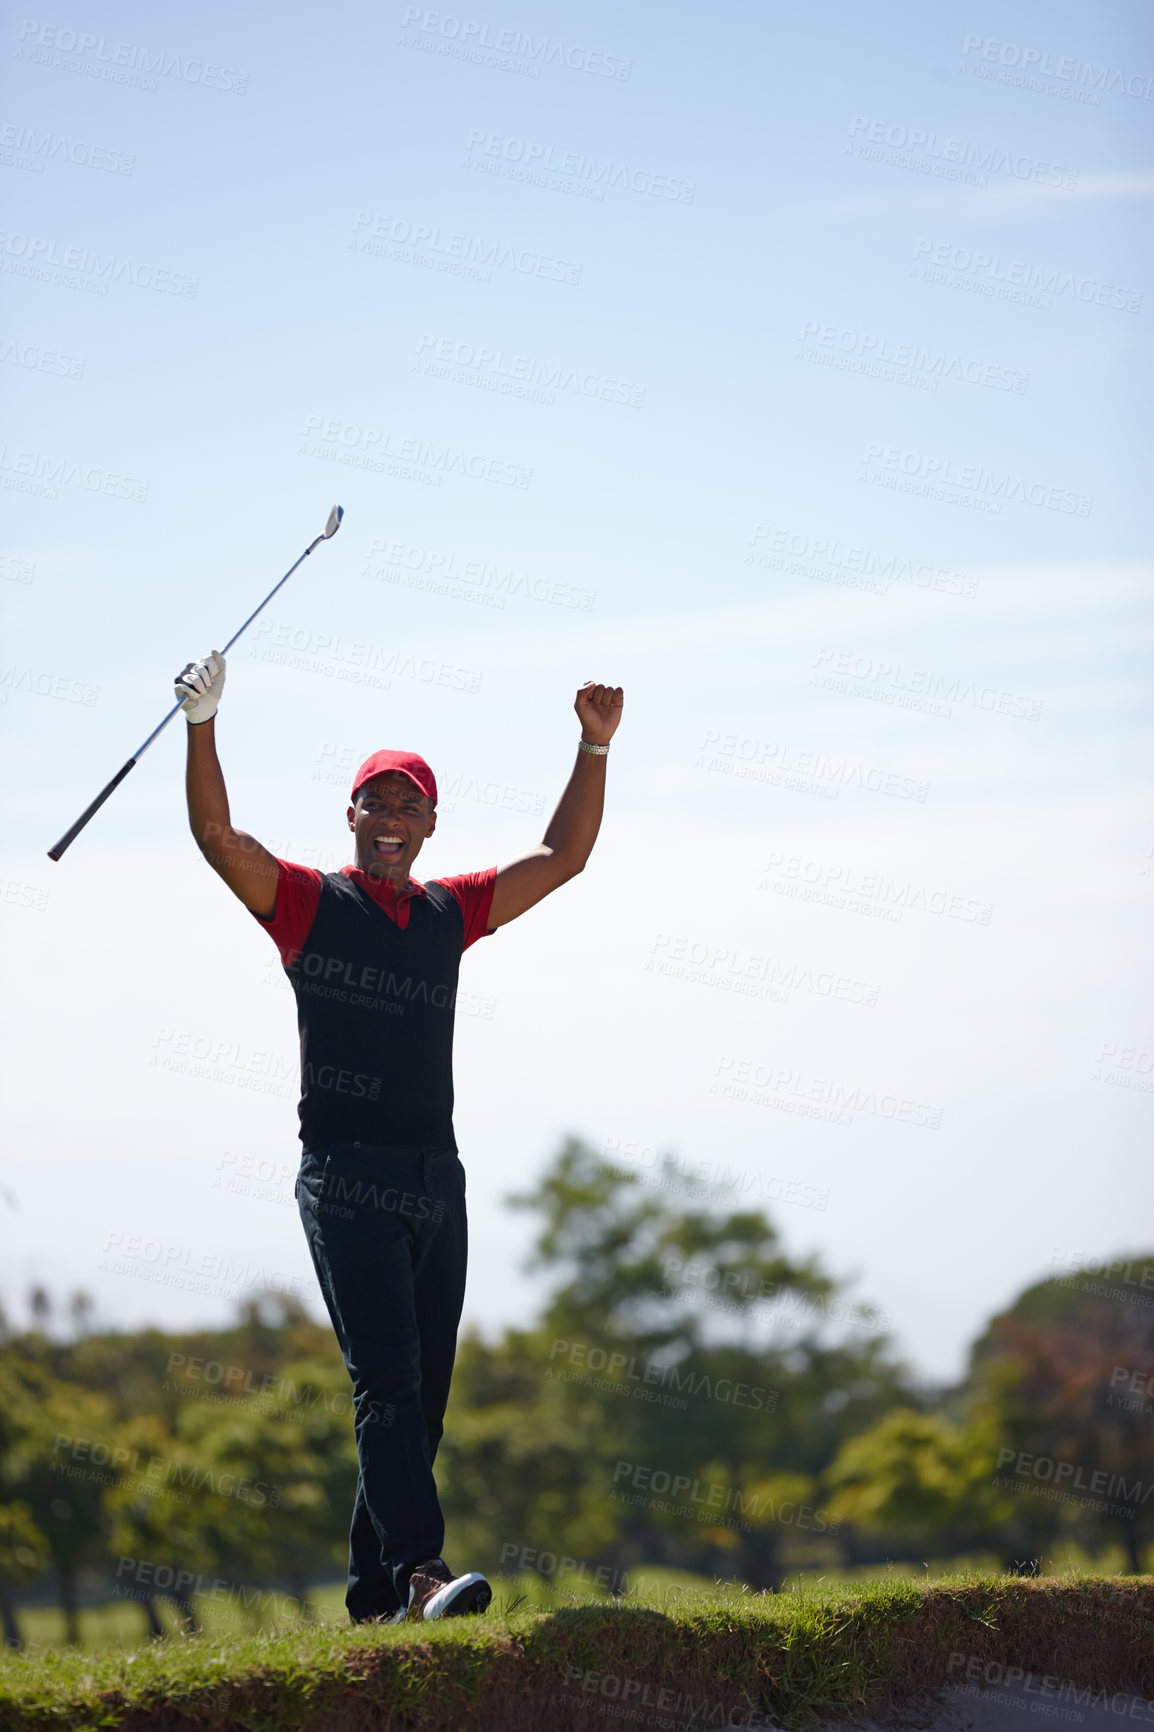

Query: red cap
[351,750,437,808]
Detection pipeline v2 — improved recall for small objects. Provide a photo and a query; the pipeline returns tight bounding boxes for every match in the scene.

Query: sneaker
[404,1557,491,1620]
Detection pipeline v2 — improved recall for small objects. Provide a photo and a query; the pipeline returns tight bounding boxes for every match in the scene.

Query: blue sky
[1,0,1151,1381]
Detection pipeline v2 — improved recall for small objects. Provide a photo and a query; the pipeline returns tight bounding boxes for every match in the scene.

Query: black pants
[295,1142,468,1621]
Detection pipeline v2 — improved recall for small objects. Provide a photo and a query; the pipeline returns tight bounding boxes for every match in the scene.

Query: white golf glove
[175,651,226,723]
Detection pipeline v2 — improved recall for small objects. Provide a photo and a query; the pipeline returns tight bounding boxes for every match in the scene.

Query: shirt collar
[341,865,428,902]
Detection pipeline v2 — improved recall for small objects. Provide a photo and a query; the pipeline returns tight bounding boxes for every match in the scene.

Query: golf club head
[324,504,344,539]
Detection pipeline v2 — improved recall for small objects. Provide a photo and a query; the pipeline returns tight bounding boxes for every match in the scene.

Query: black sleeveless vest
[284,872,465,1150]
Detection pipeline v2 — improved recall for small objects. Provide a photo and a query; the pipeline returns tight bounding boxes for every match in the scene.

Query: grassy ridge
[1,1574,1151,1731]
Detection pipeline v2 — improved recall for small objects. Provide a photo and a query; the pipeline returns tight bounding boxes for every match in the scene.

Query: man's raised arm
[178,652,280,918]
[488,680,623,930]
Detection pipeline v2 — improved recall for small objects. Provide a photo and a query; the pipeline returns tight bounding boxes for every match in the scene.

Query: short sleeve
[435,867,497,951]
[251,859,322,967]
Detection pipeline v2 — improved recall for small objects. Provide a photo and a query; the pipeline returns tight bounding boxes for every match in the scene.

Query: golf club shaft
[48,521,337,861]
[123,532,327,766]
[220,530,326,656]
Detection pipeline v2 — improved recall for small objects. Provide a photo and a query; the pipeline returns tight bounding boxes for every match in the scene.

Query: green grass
[7,1584,350,1655]
[8,1550,1127,1656]
[1,1572,1151,1732]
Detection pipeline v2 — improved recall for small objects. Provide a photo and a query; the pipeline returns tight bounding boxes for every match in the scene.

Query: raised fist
[575,681,624,747]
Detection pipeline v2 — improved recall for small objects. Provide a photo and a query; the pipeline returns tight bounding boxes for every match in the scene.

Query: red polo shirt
[254,859,497,967]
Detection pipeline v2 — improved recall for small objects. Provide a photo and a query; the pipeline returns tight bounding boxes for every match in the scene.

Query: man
[175,648,623,1624]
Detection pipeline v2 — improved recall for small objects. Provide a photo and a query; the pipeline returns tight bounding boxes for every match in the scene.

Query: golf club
[47,504,344,862]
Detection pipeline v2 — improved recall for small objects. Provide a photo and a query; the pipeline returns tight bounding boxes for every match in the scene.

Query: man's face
[347,772,436,882]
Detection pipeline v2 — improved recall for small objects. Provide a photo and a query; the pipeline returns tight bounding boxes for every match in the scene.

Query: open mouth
[372,835,405,859]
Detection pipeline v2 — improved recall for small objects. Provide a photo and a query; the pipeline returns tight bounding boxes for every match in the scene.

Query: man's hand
[176,651,227,724]
[575,681,624,746]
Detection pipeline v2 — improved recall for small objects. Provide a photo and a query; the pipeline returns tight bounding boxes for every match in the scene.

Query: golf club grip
[47,758,137,860]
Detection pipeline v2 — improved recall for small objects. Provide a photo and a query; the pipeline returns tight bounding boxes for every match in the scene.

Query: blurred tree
[965,1257,1154,1573]
[509,1139,835,1354]
[67,1291,96,1339]
[442,1327,622,1576]
[0,1289,351,1640]
[823,1406,1028,1564]
[823,1258,1154,1575]
[441,1137,913,1589]
[0,1360,52,1649]
[104,1339,355,1632]
[173,1355,359,1616]
[104,1412,217,1633]
[8,1194,1140,1643]
[0,1501,47,1647]
[2,1358,120,1643]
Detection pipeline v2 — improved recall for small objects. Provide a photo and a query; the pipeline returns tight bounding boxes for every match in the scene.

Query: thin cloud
[809,168,1154,224]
